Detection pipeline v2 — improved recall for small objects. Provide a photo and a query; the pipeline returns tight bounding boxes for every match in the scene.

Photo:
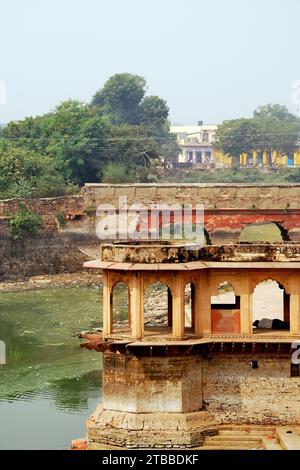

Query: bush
[9,203,43,239]
[101,163,134,183]
[56,212,67,227]
[0,144,72,198]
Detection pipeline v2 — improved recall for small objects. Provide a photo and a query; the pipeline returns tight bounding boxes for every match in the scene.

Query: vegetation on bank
[9,203,42,239]
[160,167,300,184]
[1,74,300,198]
[0,73,177,198]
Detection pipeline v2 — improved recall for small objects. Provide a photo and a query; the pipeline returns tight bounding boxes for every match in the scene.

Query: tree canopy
[0,73,176,197]
[91,73,147,125]
[214,104,300,166]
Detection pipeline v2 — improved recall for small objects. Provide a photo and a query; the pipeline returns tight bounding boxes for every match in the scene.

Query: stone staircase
[199,426,282,450]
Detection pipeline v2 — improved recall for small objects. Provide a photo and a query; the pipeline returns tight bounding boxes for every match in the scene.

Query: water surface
[0,287,105,449]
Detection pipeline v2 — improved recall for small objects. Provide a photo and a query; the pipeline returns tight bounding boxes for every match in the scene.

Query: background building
[170,122,300,168]
[170,122,217,166]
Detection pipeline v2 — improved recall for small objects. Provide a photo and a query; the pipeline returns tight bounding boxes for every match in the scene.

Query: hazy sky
[1,0,300,124]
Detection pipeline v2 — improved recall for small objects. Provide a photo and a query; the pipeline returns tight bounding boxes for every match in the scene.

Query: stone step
[218,429,273,436]
[205,435,264,443]
[199,444,264,450]
[203,439,263,448]
[220,425,276,432]
[213,432,275,441]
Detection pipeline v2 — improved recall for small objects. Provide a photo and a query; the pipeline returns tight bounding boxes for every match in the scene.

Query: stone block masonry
[203,354,300,425]
[82,183,300,210]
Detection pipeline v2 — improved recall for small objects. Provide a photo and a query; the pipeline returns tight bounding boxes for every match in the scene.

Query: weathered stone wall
[82,183,300,210]
[0,195,101,279]
[88,349,300,448]
[102,351,300,425]
[0,235,95,280]
[0,195,84,235]
[103,351,203,413]
[203,354,300,425]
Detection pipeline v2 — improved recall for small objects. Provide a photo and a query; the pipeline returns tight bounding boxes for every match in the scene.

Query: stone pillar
[172,276,185,338]
[191,283,195,330]
[130,273,143,339]
[167,287,173,327]
[284,292,290,324]
[195,271,211,336]
[240,273,252,334]
[102,270,113,336]
[289,276,300,335]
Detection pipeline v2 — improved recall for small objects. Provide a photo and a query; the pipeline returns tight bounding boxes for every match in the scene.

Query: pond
[0,286,115,450]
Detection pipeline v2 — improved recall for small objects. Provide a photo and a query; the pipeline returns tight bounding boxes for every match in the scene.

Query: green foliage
[139,96,169,131]
[9,203,42,240]
[1,74,175,193]
[253,104,300,164]
[2,100,111,186]
[0,143,70,198]
[161,167,300,184]
[102,163,134,183]
[92,73,147,125]
[56,213,67,227]
[214,104,300,167]
[214,119,259,167]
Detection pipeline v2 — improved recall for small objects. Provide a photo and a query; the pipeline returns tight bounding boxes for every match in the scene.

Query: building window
[202,131,209,143]
[196,151,202,163]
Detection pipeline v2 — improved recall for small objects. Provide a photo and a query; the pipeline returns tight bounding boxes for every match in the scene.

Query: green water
[0,286,107,449]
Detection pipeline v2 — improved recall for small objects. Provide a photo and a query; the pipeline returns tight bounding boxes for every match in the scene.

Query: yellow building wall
[213,149,300,167]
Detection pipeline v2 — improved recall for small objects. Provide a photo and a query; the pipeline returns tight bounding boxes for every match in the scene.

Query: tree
[0,143,70,198]
[213,118,259,167]
[214,104,300,167]
[1,74,176,190]
[139,96,169,132]
[3,100,111,185]
[92,73,147,125]
[253,104,300,165]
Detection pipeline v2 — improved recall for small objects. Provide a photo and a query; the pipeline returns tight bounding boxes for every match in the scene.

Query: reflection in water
[0,287,107,449]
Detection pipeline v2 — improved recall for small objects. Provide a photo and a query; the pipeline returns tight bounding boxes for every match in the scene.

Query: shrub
[9,203,43,240]
[56,212,67,227]
[101,163,134,183]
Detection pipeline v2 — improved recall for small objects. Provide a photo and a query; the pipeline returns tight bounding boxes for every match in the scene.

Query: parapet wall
[0,195,84,233]
[83,183,300,210]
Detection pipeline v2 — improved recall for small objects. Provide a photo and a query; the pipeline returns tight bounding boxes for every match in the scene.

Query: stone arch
[143,281,171,332]
[250,277,289,294]
[239,222,286,242]
[211,282,240,334]
[110,281,130,331]
[273,222,290,242]
[252,279,290,332]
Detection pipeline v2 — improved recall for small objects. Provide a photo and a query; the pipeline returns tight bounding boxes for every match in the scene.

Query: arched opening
[184,282,195,331]
[239,222,286,242]
[110,282,130,333]
[211,282,240,333]
[252,280,290,333]
[143,282,170,335]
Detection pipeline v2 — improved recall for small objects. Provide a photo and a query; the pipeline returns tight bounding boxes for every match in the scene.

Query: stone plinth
[87,405,217,449]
